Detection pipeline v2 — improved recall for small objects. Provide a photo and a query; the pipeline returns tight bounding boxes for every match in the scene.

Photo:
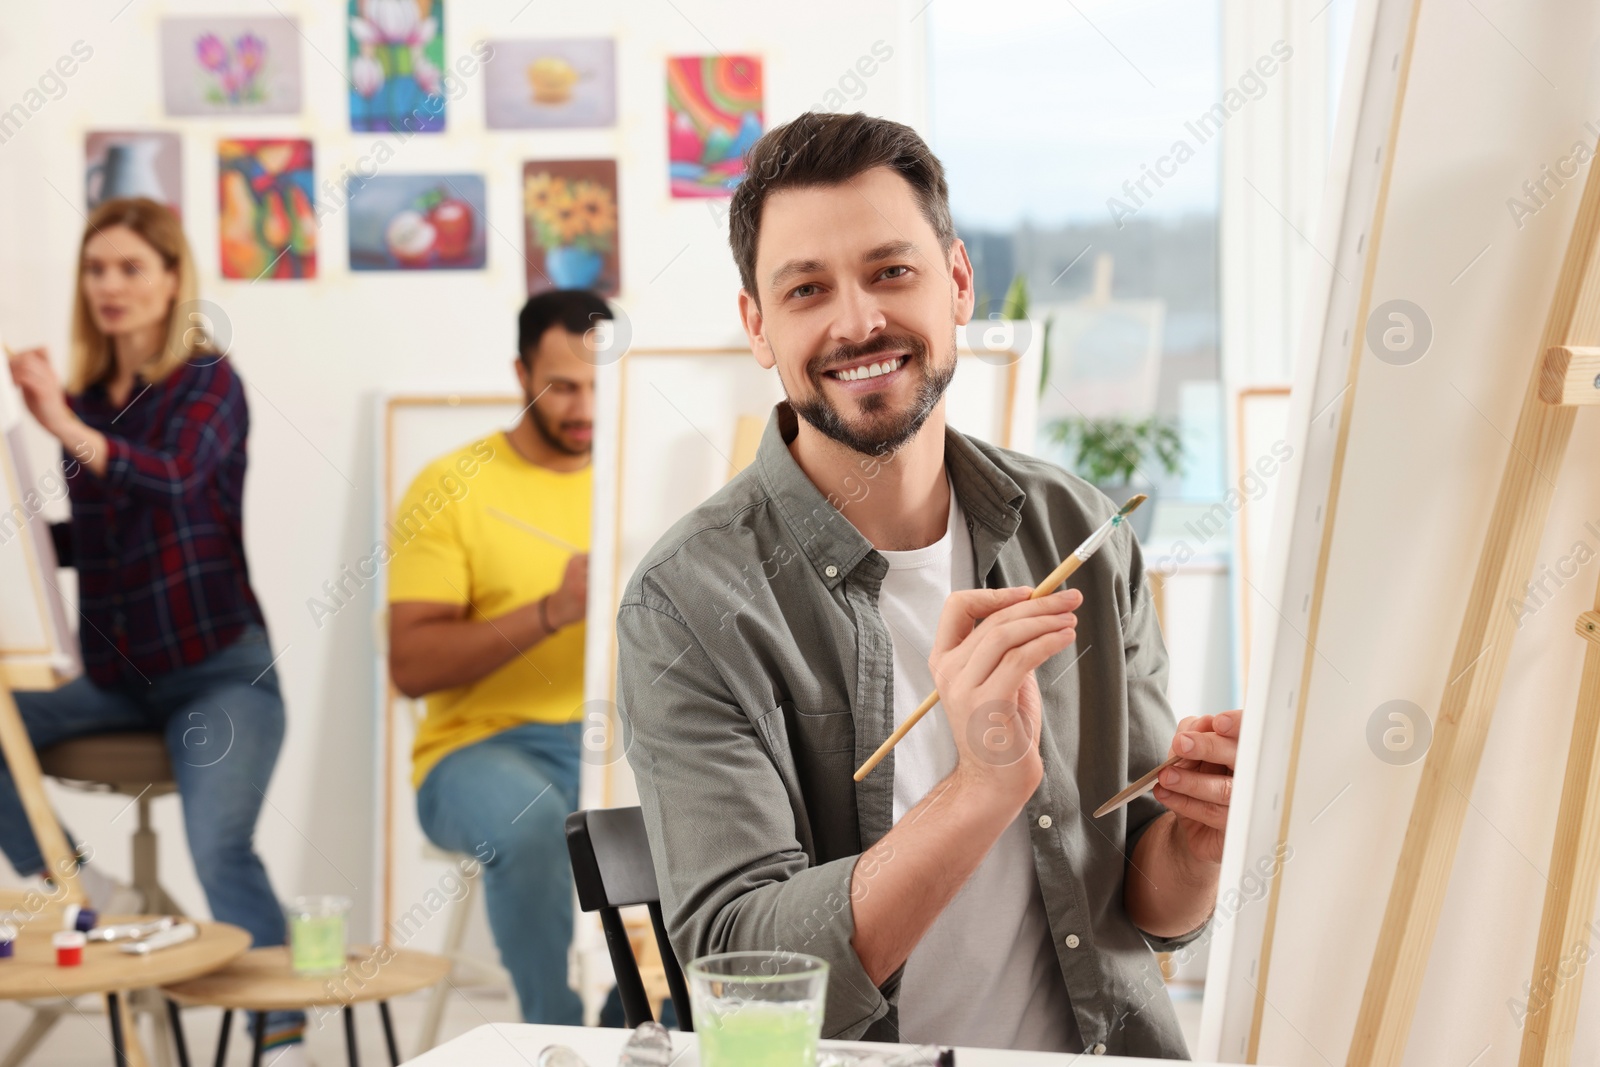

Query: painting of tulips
[522,160,619,297]
[667,55,763,198]
[218,139,317,281]
[349,0,447,133]
[161,17,302,116]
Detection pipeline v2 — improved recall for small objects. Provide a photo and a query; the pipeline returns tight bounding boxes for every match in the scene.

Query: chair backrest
[565,806,693,1031]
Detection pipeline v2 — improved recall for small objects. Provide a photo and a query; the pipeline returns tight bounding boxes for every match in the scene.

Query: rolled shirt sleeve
[95,361,246,505]
[617,593,891,1039]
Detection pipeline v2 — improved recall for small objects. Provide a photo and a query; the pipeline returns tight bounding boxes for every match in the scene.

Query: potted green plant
[1044,414,1184,541]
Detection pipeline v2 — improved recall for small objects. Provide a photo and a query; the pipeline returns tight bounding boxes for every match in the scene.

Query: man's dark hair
[517,289,613,365]
[728,111,956,305]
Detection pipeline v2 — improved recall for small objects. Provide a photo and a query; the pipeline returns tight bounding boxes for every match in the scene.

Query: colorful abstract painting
[348,0,446,133]
[160,17,303,116]
[348,175,486,271]
[666,56,762,198]
[485,38,616,130]
[217,139,316,281]
[522,160,619,297]
[85,132,182,216]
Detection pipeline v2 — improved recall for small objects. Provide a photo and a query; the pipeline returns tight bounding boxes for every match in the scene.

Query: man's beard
[527,391,591,457]
[786,329,956,458]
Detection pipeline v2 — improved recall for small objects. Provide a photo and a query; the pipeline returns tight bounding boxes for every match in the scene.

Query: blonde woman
[4,198,306,1061]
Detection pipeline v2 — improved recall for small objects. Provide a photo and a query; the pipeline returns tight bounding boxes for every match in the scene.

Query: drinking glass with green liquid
[688,951,828,1067]
[284,895,351,976]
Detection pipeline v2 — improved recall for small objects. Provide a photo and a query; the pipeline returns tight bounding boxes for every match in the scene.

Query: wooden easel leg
[0,677,86,907]
[1517,606,1600,1066]
[1346,147,1600,1066]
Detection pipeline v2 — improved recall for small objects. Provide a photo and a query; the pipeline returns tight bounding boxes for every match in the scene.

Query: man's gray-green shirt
[616,401,1205,1058]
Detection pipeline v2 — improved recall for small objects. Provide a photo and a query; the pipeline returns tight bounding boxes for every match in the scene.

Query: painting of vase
[160,17,302,116]
[85,132,182,215]
[217,139,316,281]
[348,175,486,271]
[349,0,447,133]
[667,55,763,198]
[484,38,616,130]
[522,160,619,297]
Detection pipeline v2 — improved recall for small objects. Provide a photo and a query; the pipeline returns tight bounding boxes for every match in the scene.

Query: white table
[403,1023,1259,1066]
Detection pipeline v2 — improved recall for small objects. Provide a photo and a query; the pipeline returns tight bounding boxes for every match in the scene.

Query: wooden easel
[1345,141,1600,1065]
[0,418,85,919]
[0,402,147,1064]
[0,677,85,917]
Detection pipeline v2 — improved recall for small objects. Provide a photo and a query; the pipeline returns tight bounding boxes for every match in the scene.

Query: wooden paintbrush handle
[853,555,1091,781]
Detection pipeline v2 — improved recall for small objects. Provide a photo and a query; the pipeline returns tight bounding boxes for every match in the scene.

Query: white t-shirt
[875,479,1082,1053]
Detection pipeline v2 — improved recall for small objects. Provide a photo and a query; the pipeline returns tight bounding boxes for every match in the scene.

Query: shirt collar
[753,400,1026,590]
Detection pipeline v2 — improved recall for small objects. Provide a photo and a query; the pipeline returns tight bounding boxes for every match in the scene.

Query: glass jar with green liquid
[688,951,828,1067]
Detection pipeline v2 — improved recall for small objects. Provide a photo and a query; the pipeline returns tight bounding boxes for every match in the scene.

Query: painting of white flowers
[349,0,446,133]
[160,16,303,117]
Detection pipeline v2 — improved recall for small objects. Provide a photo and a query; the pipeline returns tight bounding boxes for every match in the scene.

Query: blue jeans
[0,624,303,1036]
[416,721,584,1025]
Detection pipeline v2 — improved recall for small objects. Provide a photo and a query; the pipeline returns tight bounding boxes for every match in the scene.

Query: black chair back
[565,806,693,1031]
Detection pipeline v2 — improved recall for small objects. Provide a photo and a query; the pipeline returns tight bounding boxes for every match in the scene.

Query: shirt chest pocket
[759,698,857,755]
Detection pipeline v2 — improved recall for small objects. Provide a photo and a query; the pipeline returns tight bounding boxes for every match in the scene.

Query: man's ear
[739,289,775,369]
[949,237,977,328]
[513,354,532,393]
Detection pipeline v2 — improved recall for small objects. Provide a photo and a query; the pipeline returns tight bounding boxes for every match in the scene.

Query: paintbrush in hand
[853,493,1148,781]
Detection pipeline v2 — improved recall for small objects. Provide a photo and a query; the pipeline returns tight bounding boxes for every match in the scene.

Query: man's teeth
[832,356,906,382]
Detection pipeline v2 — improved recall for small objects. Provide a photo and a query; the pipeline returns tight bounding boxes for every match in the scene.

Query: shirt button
[824,565,838,578]
[1093,1043,1107,1055]
[1065,934,1080,948]
[1037,814,1053,829]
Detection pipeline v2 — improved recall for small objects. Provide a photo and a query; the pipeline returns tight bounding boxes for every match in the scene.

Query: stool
[164,946,451,1067]
[37,732,186,915]
[412,842,514,1052]
[2,734,187,1067]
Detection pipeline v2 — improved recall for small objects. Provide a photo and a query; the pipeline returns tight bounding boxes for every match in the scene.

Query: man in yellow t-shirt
[387,289,607,1025]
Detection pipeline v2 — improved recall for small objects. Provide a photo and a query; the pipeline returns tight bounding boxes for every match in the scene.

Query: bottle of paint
[54,930,86,966]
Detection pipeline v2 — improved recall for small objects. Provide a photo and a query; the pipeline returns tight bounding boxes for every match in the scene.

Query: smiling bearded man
[614,111,1240,1058]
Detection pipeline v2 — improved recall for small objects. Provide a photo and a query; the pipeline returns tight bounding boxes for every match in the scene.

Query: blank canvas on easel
[1203,0,1600,1062]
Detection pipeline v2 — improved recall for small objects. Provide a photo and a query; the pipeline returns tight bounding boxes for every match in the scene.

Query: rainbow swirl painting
[666,55,763,198]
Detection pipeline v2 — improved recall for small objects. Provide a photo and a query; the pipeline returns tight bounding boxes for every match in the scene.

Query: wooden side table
[163,946,450,1067]
[0,918,250,1067]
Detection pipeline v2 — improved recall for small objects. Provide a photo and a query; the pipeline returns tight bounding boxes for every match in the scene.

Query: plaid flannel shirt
[60,356,265,687]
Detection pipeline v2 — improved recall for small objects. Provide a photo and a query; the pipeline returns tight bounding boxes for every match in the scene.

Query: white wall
[0,0,932,941]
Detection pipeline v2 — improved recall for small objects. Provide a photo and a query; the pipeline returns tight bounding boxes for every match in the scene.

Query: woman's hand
[7,348,74,436]
[7,347,108,475]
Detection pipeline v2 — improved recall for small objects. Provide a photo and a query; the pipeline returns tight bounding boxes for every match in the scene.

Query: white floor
[0,986,1205,1065]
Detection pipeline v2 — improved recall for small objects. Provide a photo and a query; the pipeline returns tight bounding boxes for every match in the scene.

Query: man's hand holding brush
[1151,710,1240,867]
[848,583,1081,985]
[934,585,1082,799]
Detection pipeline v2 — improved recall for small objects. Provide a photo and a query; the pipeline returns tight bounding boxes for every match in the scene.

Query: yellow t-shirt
[387,431,591,787]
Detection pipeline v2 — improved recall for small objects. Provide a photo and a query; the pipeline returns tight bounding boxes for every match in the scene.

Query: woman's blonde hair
[68,197,210,395]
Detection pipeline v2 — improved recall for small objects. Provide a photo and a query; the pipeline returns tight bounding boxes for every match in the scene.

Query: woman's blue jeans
[0,624,303,1036]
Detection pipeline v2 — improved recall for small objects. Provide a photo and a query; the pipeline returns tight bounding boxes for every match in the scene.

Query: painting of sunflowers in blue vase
[348,0,447,133]
[522,160,620,297]
[218,139,316,281]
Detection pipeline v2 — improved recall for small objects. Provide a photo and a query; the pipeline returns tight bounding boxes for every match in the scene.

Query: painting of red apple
[347,174,486,271]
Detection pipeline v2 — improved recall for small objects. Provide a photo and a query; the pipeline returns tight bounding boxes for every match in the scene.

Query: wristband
[540,596,555,634]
